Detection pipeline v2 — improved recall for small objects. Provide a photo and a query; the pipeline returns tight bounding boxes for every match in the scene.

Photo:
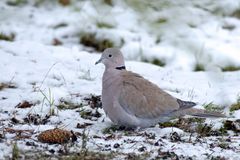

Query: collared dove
[95,48,225,128]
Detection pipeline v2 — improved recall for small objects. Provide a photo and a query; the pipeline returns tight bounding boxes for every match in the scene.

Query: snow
[0,0,240,159]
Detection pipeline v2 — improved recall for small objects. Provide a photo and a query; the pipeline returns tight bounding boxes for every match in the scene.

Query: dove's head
[95,48,125,69]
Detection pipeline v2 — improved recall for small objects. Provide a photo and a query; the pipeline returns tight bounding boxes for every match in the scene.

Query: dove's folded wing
[118,71,181,119]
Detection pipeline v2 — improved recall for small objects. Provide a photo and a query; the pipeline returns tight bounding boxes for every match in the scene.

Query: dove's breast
[102,71,123,123]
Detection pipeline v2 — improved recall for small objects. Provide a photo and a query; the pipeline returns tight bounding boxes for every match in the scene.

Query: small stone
[113,143,120,148]
[11,117,20,124]
[25,141,36,146]
[170,132,181,142]
[71,130,77,142]
[49,149,55,154]
[105,144,111,148]
[154,141,160,146]
[138,146,146,152]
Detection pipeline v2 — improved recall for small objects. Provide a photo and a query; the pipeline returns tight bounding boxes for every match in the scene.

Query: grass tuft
[159,121,177,128]
[57,99,83,110]
[80,33,114,52]
[156,18,168,24]
[231,9,240,19]
[194,63,205,71]
[40,88,56,116]
[142,58,165,67]
[0,33,15,41]
[80,129,89,156]
[222,66,240,72]
[203,102,224,112]
[103,0,113,6]
[59,151,115,160]
[229,97,240,112]
[6,0,26,6]
[196,123,213,137]
[102,125,126,134]
[222,120,240,133]
[58,0,70,6]
[160,118,227,137]
[230,103,240,112]
[97,22,114,29]
[12,142,20,160]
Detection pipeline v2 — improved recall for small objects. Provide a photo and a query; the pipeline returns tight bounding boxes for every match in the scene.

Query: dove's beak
[95,57,102,65]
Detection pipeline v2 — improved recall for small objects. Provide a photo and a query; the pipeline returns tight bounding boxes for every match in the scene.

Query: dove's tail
[190,109,226,118]
[176,108,226,118]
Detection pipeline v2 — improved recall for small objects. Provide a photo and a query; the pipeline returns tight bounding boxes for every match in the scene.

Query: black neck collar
[115,66,126,70]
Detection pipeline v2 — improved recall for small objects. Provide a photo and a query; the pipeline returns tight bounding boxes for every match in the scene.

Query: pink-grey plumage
[95,48,225,128]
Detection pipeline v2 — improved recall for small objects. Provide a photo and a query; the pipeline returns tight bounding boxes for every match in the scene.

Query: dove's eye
[108,54,112,57]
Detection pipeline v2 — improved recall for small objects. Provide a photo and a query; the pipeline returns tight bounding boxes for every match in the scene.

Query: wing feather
[118,71,180,119]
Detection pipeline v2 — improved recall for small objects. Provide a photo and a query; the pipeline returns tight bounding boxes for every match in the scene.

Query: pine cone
[38,128,72,144]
